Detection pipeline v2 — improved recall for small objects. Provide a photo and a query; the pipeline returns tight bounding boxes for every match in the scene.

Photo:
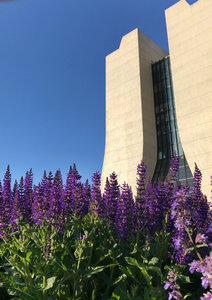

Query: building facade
[165,0,212,199]
[101,0,212,199]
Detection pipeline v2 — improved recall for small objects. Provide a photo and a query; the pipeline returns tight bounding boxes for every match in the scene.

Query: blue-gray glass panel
[151,56,193,187]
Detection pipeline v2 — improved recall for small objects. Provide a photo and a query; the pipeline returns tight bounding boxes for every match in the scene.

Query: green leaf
[83,264,116,279]
[148,257,159,265]
[196,243,208,248]
[91,288,96,300]
[26,251,32,263]
[125,257,138,266]
[178,274,191,284]
[7,287,37,300]
[185,243,208,254]
[113,274,127,285]
[111,292,120,300]
[54,256,68,271]
[184,293,192,299]
[146,266,163,281]
[31,232,41,248]
[125,257,152,286]
[43,276,57,291]
[140,255,148,264]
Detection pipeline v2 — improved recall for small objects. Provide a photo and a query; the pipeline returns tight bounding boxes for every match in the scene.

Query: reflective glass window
[152,56,192,185]
[170,120,175,132]
[179,167,185,179]
[167,87,172,99]
[171,131,177,144]
[172,143,178,154]
[169,111,174,121]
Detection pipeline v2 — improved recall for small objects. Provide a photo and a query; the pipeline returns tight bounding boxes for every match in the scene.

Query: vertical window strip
[152,57,193,186]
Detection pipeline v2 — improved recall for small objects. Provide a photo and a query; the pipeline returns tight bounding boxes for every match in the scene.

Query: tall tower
[101,29,168,194]
[165,0,212,199]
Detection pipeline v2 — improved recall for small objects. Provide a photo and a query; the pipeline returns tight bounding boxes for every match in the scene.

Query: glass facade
[151,56,193,186]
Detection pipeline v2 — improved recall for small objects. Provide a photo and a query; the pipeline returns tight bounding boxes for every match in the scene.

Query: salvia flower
[0,182,4,236]
[171,187,193,264]
[90,172,101,217]
[3,165,12,225]
[164,270,183,300]
[189,252,212,291]
[49,170,63,222]
[103,177,110,218]
[23,169,33,222]
[32,184,45,225]
[107,172,120,226]
[200,291,212,300]
[10,181,20,231]
[192,165,210,234]
[115,183,128,240]
[135,161,147,229]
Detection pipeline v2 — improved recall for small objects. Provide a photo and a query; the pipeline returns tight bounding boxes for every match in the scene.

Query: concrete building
[101,0,212,199]
[165,0,212,199]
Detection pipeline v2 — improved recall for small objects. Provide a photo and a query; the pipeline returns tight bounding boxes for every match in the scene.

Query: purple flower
[63,166,73,215]
[192,165,210,234]
[23,169,33,222]
[31,184,46,225]
[164,281,172,290]
[0,181,5,234]
[3,165,12,225]
[135,161,147,230]
[49,170,63,221]
[91,172,103,217]
[136,161,147,200]
[107,172,120,226]
[195,233,207,244]
[18,176,25,220]
[115,183,129,240]
[102,177,111,218]
[189,260,199,273]
[164,270,182,300]
[200,291,212,300]
[168,290,182,300]
[201,276,210,289]
[189,253,212,293]
[79,232,87,241]
[10,181,20,230]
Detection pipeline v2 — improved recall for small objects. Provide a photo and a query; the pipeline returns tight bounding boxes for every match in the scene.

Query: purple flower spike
[164,270,183,300]
[23,169,33,222]
[115,183,129,240]
[189,252,212,295]
[3,165,12,226]
[49,170,63,222]
[10,180,20,230]
[108,172,120,226]
[135,161,147,230]
[91,172,102,217]
[200,291,212,300]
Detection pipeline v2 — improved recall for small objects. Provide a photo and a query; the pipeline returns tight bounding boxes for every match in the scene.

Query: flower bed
[0,157,211,299]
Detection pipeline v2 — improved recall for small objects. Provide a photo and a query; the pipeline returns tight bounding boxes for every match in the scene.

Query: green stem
[88,242,93,267]
[185,227,203,262]
[105,261,115,297]
[42,276,46,299]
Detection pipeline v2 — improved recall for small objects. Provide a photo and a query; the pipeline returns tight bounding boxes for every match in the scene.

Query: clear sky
[0,0,197,186]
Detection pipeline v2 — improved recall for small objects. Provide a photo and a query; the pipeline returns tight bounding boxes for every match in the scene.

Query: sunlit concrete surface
[166,0,212,199]
[101,29,167,194]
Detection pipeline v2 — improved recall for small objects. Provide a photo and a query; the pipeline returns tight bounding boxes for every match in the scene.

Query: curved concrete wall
[165,0,212,199]
[101,29,167,194]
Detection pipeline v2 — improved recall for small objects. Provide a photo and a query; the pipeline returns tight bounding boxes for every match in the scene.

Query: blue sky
[0,0,196,185]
